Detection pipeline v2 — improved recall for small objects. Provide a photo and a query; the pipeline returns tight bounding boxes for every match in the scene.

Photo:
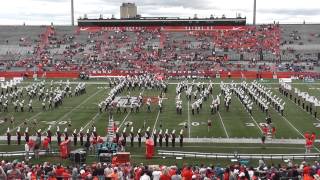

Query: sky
[0,0,320,25]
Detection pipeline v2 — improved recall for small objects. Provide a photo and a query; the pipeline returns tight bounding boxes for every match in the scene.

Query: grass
[1,78,320,165]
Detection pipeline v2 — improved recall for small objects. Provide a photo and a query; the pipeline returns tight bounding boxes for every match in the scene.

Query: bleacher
[0,24,319,74]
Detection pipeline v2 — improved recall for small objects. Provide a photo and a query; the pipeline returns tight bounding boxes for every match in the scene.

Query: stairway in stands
[106,116,116,142]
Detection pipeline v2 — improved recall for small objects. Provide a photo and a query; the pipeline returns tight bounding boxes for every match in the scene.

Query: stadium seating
[0,159,318,179]
[0,24,319,77]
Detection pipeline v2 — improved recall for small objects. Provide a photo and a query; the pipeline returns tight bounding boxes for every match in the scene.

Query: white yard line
[234,94,263,134]
[41,89,103,134]
[187,99,191,138]
[282,91,320,122]
[152,111,161,133]
[271,108,320,153]
[271,87,320,151]
[248,113,263,134]
[218,111,229,138]
[6,112,42,135]
[115,88,145,131]
[118,112,131,130]
[82,112,101,131]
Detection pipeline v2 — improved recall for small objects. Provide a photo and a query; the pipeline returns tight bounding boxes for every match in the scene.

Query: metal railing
[158,150,320,160]
[0,150,59,157]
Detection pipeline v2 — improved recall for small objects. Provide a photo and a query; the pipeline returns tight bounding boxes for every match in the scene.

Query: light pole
[71,0,74,26]
[253,0,256,25]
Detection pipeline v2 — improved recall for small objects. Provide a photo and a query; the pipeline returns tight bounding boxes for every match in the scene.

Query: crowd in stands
[0,24,319,74]
[1,158,320,179]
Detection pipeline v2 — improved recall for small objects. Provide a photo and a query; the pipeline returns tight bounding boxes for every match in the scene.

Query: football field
[1,78,320,156]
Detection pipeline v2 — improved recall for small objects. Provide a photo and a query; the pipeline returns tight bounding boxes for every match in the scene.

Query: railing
[158,150,320,160]
[0,150,59,157]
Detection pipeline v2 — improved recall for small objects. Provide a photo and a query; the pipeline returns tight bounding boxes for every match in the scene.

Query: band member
[179,129,184,147]
[207,119,212,132]
[79,127,84,146]
[182,122,186,130]
[92,126,98,138]
[147,98,151,112]
[73,129,77,146]
[158,129,163,147]
[266,116,272,125]
[130,127,134,147]
[137,129,142,147]
[85,129,91,150]
[145,126,151,139]
[25,127,29,143]
[56,126,61,145]
[36,129,42,142]
[122,127,127,147]
[115,128,120,143]
[10,116,14,125]
[64,128,69,141]
[171,130,176,147]
[86,129,91,142]
[7,128,11,145]
[17,127,21,145]
[47,125,52,143]
[261,135,266,147]
[153,130,157,147]
[165,129,169,147]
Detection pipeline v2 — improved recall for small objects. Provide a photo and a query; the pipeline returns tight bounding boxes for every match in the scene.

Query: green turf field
[1,78,320,161]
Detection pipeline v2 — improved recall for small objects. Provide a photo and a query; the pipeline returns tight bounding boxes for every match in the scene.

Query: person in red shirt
[272,127,276,139]
[168,167,177,177]
[223,168,230,180]
[182,166,193,180]
[62,170,71,180]
[134,166,143,180]
[160,168,171,180]
[303,165,313,180]
[55,165,65,180]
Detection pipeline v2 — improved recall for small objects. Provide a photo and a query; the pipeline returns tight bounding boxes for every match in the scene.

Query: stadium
[0,0,320,179]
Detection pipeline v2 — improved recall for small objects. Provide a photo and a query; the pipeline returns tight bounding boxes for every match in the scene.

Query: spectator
[0,166,7,179]
[108,168,119,180]
[152,167,162,180]
[140,169,151,180]
[181,166,193,180]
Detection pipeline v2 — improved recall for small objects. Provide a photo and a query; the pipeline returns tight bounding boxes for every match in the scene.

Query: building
[78,17,246,27]
[120,3,137,19]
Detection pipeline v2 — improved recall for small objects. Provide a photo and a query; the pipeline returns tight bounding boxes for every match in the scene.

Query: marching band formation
[0,80,86,113]
[280,82,320,118]
[99,75,167,114]
[8,77,320,154]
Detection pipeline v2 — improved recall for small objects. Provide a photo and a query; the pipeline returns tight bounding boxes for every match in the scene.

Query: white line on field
[118,112,131,130]
[218,111,229,138]
[117,88,147,131]
[41,89,103,134]
[234,94,263,134]
[275,84,320,122]
[292,96,320,122]
[152,111,161,133]
[269,87,320,152]
[271,108,320,153]
[6,112,43,135]
[82,112,101,131]
[249,113,263,134]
